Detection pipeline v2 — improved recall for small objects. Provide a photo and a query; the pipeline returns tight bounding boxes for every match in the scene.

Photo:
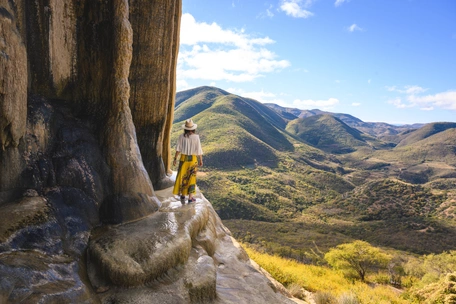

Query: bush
[314,291,337,304]
[338,292,359,304]
[287,283,304,299]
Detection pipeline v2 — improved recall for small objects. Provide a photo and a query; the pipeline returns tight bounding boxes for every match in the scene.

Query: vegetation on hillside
[286,114,369,154]
[173,86,456,302]
[244,244,456,303]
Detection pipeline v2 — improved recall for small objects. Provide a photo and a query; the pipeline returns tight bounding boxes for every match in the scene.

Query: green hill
[172,92,296,169]
[396,122,456,147]
[172,86,456,259]
[174,86,230,122]
[286,114,369,154]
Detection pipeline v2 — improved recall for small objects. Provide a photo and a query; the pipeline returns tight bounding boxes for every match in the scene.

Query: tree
[324,240,391,281]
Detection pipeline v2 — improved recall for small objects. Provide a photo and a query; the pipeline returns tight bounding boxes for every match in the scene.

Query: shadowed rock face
[129,0,181,190]
[0,1,298,303]
[2,0,177,221]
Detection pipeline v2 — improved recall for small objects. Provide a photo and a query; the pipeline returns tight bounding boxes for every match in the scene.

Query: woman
[172,118,203,204]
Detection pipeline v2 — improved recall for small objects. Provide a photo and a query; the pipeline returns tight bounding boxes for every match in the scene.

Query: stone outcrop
[88,189,297,304]
[0,0,299,303]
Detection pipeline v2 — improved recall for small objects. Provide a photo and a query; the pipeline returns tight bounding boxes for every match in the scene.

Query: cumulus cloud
[386,85,456,111]
[280,0,314,18]
[178,14,290,83]
[335,0,350,7]
[347,24,364,32]
[180,14,274,47]
[293,98,340,109]
[408,91,456,111]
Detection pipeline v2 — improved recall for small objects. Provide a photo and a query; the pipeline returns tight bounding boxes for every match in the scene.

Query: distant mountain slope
[286,114,369,154]
[174,86,230,122]
[265,103,420,138]
[173,86,456,258]
[172,91,296,169]
[396,122,456,147]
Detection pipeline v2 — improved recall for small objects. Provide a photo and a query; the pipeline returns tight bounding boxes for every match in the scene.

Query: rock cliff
[0,1,298,303]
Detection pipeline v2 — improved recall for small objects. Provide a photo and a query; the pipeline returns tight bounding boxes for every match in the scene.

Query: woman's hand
[198,159,203,167]
[173,159,177,167]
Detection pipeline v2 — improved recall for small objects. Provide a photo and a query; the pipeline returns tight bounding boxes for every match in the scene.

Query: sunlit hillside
[173,86,456,258]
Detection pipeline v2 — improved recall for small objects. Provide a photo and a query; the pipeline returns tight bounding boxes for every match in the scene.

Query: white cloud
[386,86,456,111]
[180,14,274,47]
[228,87,289,106]
[386,85,397,92]
[228,88,276,102]
[352,102,361,106]
[335,80,341,83]
[293,98,340,109]
[404,85,428,95]
[368,79,371,84]
[258,5,275,18]
[408,91,456,110]
[347,24,364,32]
[387,97,413,109]
[335,0,350,7]
[280,0,314,18]
[178,14,290,83]
[176,79,190,91]
[386,85,428,95]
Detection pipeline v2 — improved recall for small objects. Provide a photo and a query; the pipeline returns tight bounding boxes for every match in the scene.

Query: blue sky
[177,0,456,124]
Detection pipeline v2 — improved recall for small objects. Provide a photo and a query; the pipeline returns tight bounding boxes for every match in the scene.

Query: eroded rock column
[0,1,27,194]
[98,0,161,224]
[128,0,181,189]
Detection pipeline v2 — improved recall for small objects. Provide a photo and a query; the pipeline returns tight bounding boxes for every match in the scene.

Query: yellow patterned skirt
[173,154,198,196]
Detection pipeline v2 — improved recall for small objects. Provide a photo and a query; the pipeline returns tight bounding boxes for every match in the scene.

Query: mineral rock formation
[129,0,182,190]
[0,0,298,303]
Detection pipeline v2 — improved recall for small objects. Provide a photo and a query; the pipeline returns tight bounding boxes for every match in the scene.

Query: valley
[172,86,456,259]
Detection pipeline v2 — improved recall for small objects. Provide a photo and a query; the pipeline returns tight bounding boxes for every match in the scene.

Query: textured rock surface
[0,1,27,195]
[129,0,181,189]
[89,189,296,304]
[0,1,298,303]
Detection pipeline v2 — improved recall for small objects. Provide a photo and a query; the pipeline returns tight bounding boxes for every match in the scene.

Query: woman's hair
[184,129,195,137]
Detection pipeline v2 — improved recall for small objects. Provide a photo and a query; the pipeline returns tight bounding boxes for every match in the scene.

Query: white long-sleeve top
[176,134,203,156]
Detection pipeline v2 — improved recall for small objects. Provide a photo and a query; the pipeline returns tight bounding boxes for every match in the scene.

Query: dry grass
[243,244,410,304]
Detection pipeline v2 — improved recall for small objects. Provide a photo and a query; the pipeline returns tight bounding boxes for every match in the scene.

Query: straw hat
[182,119,197,130]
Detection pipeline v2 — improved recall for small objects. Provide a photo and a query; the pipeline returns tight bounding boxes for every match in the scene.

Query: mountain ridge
[174,86,456,256]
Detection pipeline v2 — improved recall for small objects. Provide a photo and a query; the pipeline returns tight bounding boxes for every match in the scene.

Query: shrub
[338,292,359,304]
[314,291,337,304]
[287,283,304,299]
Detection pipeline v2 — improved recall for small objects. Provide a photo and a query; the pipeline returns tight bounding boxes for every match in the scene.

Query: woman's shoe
[188,198,196,204]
